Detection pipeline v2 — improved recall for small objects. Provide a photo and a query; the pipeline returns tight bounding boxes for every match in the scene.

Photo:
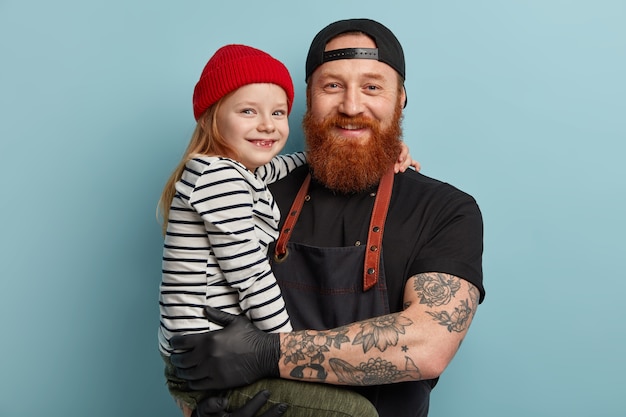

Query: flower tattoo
[414,273,461,307]
[427,299,473,332]
[353,314,413,353]
[328,356,421,385]
[281,328,350,380]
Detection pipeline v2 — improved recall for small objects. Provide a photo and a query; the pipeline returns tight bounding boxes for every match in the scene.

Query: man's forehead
[325,32,376,50]
[314,61,394,82]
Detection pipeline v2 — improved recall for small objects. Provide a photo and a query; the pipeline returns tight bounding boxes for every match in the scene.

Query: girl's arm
[256,151,307,184]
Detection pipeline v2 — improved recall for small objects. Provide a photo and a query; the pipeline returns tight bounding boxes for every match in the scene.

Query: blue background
[1,1,624,416]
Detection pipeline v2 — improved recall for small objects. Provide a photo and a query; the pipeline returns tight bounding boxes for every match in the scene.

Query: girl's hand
[394,142,421,173]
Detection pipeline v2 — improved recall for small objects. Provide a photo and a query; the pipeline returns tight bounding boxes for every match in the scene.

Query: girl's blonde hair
[157,102,237,235]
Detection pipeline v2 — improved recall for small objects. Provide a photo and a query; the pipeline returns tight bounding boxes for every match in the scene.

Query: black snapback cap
[305,18,406,82]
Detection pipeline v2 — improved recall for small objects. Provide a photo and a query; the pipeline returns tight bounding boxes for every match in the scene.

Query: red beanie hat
[192,44,295,120]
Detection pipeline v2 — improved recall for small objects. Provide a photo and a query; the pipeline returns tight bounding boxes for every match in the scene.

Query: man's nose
[338,89,364,116]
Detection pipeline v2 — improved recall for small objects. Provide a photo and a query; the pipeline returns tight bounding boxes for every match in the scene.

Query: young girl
[158,43,301,409]
[158,44,415,417]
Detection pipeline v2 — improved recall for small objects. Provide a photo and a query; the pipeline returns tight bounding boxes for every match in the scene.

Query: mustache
[322,115,379,131]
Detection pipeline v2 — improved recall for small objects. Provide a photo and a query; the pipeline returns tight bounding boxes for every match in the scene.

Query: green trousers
[163,355,378,417]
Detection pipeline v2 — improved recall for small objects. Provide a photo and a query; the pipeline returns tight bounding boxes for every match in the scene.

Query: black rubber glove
[170,307,281,390]
[191,390,288,417]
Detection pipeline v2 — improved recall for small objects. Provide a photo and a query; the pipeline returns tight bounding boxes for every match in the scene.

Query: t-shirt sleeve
[409,190,485,303]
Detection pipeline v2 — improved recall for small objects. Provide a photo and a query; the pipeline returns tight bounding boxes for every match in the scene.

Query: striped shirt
[158,152,305,355]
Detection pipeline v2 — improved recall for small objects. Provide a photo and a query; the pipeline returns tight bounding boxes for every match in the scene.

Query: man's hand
[192,390,287,417]
[170,307,280,390]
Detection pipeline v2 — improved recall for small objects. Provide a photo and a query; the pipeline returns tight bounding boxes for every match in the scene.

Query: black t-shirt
[269,165,485,311]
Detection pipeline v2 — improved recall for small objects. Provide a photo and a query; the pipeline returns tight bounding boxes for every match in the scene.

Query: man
[171,18,485,417]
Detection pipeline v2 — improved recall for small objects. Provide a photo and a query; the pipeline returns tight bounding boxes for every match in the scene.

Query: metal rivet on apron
[372,226,380,233]
[273,248,289,263]
[304,195,311,201]
[370,192,376,197]
[367,268,375,274]
[355,241,361,246]
[370,245,378,252]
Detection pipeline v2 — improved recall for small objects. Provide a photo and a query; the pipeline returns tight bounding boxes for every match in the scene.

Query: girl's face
[216,83,290,171]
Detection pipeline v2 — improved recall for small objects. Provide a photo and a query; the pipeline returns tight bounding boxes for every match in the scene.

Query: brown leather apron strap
[363,166,394,291]
[273,167,394,291]
[274,173,311,262]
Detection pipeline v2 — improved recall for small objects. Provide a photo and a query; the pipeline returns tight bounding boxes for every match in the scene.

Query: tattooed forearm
[280,314,416,383]
[329,356,421,385]
[353,314,413,353]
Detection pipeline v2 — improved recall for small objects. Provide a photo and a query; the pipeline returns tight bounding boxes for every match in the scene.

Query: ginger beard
[303,102,404,194]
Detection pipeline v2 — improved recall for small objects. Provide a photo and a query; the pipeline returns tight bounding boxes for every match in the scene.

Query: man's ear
[401,86,407,108]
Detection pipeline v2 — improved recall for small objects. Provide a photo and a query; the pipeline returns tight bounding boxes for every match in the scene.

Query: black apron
[271,168,433,417]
